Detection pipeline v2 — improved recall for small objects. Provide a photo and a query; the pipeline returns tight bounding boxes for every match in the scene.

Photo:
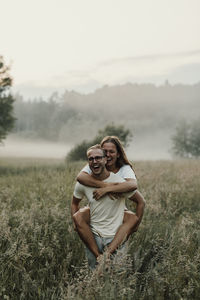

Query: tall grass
[0,158,199,299]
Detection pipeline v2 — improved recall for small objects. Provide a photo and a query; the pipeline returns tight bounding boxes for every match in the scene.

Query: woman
[76,136,145,248]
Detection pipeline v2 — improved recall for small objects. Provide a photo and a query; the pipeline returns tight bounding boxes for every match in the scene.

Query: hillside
[11,82,200,159]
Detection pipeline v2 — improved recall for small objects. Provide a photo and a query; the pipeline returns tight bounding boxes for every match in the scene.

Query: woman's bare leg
[107,211,138,254]
[107,191,145,254]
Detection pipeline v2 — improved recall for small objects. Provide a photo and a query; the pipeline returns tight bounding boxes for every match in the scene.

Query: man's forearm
[129,191,146,224]
[135,201,145,223]
[71,198,81,231]
[71,203,79,217]
[71,196,82,218]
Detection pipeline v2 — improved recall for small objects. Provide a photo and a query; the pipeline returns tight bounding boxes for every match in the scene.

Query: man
[71,144,145,269]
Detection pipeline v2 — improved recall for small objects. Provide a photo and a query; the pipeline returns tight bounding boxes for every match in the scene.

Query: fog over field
[6,81,198,162]
[0,136,71,160]
[126,133,172,161]
[0,134,171,161]
[1,0,199,163]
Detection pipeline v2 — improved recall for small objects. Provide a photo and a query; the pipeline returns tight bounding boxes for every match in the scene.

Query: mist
[127,133,172,161]
[0,133,171,161]
[0,136,71,160]
[1,82,199,161]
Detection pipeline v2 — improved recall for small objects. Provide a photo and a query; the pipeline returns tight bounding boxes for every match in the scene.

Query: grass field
[0,157,199,299]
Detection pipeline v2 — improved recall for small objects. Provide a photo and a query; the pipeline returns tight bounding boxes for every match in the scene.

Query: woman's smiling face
[102,142,119,170]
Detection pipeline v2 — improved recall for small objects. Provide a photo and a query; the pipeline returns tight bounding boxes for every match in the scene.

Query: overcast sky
[1,0,200,97]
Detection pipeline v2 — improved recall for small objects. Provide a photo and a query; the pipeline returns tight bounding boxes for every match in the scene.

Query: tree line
[1,54,200,158]
[12,81,200,144]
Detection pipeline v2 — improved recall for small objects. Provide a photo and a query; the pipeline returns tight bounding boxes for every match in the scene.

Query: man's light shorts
[85,233,128,269]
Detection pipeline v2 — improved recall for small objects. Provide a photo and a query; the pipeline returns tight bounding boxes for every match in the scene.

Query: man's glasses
[88,156,105,162]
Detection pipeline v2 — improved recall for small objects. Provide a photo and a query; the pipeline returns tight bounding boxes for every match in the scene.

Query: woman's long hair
[100,136,133,169]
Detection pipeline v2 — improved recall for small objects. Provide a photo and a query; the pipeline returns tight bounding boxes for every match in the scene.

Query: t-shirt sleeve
[119,165,137,180]
[73,182,84,199]
[81,164,92,174]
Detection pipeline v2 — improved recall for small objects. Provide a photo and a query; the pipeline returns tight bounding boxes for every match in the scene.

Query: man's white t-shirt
[74,172,129,238]
[81,164,137,180]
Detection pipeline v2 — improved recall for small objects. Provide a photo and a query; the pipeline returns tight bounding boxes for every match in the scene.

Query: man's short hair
[86,144,106,156]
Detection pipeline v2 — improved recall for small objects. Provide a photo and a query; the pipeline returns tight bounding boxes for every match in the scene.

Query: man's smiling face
[87,148,107,176]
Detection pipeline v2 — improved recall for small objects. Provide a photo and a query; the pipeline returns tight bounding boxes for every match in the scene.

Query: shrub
[171,119,200,158]
[66,123,132,161]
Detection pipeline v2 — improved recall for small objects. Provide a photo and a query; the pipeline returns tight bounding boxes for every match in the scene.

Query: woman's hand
[93,186,122,200]
[93,187,109,200]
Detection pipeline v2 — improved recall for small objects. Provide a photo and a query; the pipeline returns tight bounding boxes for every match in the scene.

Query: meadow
[0,157,199,300]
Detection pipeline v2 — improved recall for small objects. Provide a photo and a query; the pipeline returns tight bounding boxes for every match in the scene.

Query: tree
[95,124,132,148]
[0,56,15,142]
[66,123,133,161]
[171,119,200,158]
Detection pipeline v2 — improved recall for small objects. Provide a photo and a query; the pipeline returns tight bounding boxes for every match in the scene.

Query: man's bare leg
[73,207,101,258]
[107,211,138,254]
